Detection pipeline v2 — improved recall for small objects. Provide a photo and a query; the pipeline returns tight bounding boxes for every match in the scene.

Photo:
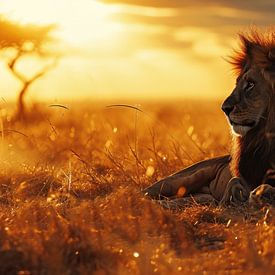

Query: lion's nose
[222,104,234,116]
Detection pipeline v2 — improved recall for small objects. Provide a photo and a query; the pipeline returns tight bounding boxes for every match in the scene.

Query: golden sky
[0,0,274,102]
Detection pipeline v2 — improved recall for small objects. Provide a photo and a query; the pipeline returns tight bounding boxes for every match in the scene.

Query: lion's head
[221,30,275,137]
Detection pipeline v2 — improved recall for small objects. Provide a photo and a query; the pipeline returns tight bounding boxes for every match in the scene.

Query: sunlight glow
[0,0,122,46]
[0,0,239,101]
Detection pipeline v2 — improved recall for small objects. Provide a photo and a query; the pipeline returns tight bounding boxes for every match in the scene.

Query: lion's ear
[240,35,256,57]
[242,37,268,68]
[239,35,265,68]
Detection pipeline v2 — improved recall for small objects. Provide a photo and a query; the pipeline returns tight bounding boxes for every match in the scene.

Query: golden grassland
[0,100,274,274]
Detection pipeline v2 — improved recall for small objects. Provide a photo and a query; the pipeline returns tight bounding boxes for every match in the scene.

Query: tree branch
[7,49,27,83]
[27,57,58,84]
[8,50,58,86]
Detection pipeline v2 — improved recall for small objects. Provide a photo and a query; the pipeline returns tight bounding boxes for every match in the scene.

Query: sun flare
[0,0,121,46]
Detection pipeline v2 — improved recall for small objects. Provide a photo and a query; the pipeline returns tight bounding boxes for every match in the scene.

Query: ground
[0,100,274,274]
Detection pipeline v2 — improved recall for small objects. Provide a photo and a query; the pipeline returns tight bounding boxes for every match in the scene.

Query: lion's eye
[245,81,255,91]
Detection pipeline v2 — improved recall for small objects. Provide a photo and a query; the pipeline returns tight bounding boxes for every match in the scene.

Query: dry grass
[0,100,274,274]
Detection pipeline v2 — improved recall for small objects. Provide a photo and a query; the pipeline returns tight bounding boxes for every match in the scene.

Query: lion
[143,29,275,208]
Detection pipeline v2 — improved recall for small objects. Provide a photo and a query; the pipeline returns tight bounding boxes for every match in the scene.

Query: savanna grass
[0,101,273,274]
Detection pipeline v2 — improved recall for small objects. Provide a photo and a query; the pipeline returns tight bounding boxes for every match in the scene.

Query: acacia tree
[0,17,57,120]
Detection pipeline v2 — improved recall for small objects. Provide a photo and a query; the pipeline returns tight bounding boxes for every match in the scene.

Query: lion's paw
[220,177,250,206]
[249,184,275,208]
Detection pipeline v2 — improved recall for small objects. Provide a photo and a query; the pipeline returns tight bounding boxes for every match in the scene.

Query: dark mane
[229,29,275,187]
[230,29,275,77]
[229,29,275,74]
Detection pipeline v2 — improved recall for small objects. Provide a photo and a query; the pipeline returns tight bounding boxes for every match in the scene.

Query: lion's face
[222,67,271,137]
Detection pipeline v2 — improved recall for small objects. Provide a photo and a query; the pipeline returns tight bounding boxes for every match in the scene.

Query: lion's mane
[229,29,275,187]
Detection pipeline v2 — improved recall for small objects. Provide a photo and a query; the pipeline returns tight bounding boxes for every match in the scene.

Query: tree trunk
[8,50,58,122]
[16,82,30,120]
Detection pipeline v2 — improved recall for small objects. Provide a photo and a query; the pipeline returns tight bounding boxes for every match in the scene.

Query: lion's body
[144,29,275,206]
[143,155,231,201]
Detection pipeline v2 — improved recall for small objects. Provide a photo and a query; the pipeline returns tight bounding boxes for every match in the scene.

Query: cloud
[105,2,275,56]
[111,11,264,29]
[110,4,275,30]
[100,0,275,12]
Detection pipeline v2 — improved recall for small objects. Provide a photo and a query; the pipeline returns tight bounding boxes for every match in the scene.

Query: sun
[0,0,122,46]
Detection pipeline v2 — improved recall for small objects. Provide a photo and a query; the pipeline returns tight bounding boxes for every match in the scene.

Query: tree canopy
[0,16,54,51]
